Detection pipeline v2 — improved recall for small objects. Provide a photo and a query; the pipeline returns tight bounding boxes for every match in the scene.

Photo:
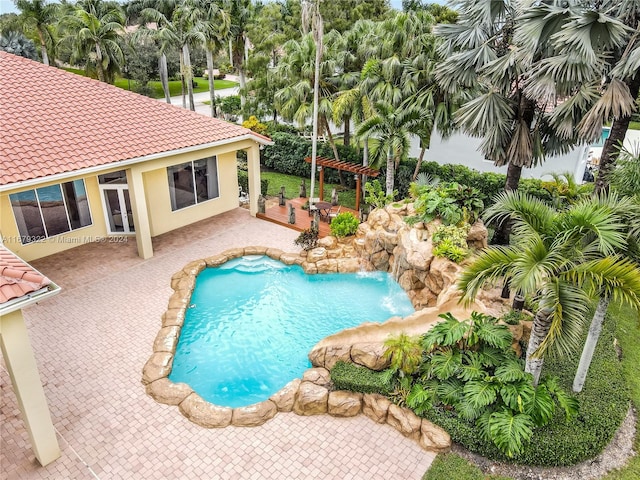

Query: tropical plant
[363,179,395,209]
[435,0,587,246]
[432,224,469,263]
[202,0,230,117]
[329,212,359,237]
[224,0,253,119]
[402,312,578,458]
[408,182,484,226]
[518,0,640,193]
[383,333,423,377]
[541,172,593,209]
[15,0,58,65]
[242,115,267,135]
[356,101,419,195]
[61,0,125,83]
[610,144,640,200]
[0,30,38,59]
[459,191,640,387]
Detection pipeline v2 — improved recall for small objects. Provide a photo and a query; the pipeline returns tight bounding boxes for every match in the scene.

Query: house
[0,52,270,261]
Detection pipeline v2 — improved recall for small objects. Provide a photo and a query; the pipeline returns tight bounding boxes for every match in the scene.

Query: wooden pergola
[304,156,379,212]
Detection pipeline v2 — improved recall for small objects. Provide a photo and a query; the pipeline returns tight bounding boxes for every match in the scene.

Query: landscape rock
[350,343,389,371]
[419,419,451,452]
[231,400,278,427]
[362,393,392,424]
[292,381,328,415]
[142,352,174,385]
[302,368,332,387]
[269,378,301,412]
[322,345,352,370]
[328,391,363,417]
[387,404,422,440]
[153,326,180,353]
[146,378,192,406]
[179,393,232,428]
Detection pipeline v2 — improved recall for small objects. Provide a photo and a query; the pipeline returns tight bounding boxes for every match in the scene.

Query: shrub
[432,224,469,262]
[331,361,391,395]
[237,170,268,196]
[330,212,359,237]
[364,180,396,209]
[500,309,530,325]
[408,182,484,226]
[294,227,318,250]
[421,314,627,466]
[242,115,268,135]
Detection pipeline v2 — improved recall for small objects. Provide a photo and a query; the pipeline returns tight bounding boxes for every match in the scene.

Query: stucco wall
[0,140,256,261]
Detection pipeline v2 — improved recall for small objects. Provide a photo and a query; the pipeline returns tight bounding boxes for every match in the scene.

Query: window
[167,157,219,211]
[10,180,92,244]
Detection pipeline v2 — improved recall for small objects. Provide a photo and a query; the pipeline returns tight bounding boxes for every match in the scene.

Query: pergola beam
[304,157,379,214]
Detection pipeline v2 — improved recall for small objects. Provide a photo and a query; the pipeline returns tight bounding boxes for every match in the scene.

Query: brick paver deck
[0,208,435,479]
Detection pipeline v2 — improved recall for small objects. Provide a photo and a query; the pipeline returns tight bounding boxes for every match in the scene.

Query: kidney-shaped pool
[168,255,414,408]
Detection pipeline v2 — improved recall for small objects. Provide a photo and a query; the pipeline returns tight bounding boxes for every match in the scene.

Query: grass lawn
[424,301,640,480]
[261,170,358,210]
[601,303,640,480]
[61,68,237,98]
[630,121,640,130]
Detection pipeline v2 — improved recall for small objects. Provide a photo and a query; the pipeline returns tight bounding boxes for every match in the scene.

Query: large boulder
[269,378,301,412]
[145,378,192,405]
[179,393,232,428]
[419,419,451,452]
[302,368,332,387]
[142,352,173,385]
[327,391,363,417]
[350,343,389,371]
[362,393,392,424]
[292,381,329,415]
[466,220,488,250]
[386,404,422,440]
[322,345,352,370]
[231,400,278,427]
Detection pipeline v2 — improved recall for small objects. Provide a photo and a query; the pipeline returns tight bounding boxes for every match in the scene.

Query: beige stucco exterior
[0,140,262,261]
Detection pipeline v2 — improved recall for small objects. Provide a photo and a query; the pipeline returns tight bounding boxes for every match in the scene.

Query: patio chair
[328,205,341,223]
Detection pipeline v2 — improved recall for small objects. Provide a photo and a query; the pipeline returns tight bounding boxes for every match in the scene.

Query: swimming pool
[168,255,414,408]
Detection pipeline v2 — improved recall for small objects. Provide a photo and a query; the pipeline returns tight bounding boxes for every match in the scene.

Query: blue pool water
[169,255,414,408]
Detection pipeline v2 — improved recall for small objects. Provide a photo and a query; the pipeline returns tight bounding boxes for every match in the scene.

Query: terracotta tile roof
[0,246,52,304]
[0,52,270,186]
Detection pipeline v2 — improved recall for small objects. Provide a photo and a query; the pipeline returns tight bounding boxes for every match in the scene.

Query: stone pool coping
[141,246,451,452]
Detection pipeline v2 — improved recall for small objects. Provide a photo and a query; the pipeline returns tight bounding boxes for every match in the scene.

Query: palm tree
[435,0,586,246]
[173,0,207,111]
[459,191,640,386]
[15,0,57,65]
[356,101,419,196]
[62,0,125,83]
[224,0,252,120]
[129,0,178,104]
[201,1,230,118]
[518,0,640,194]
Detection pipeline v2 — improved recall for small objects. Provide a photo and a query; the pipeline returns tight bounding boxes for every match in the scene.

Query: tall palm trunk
[179,52,186,109]
[573,296,610,393]
[385,150,395,196]
[323,116,345,186]
[95,42,105,82]
[238,65,246,122]
[412,145,426,181]
[595,75,640,193]
[525,307,553,386]
[183,44,195,111]
[37,29,49,66]
[159,53,171,104]
[206,49,217,117]
[343,114,351,146]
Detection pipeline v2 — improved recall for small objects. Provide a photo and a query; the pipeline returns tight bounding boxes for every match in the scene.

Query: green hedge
[420,315,628,466]
[331,361,391,395]
[260,132,362,186]
[237,170,268,196]
[332,316,627,467]
[261,132,557,209]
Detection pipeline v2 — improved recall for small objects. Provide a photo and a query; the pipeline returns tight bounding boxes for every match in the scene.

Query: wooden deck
[256,197,359,238]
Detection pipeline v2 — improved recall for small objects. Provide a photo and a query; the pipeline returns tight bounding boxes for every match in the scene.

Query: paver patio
[1,208,435,479]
